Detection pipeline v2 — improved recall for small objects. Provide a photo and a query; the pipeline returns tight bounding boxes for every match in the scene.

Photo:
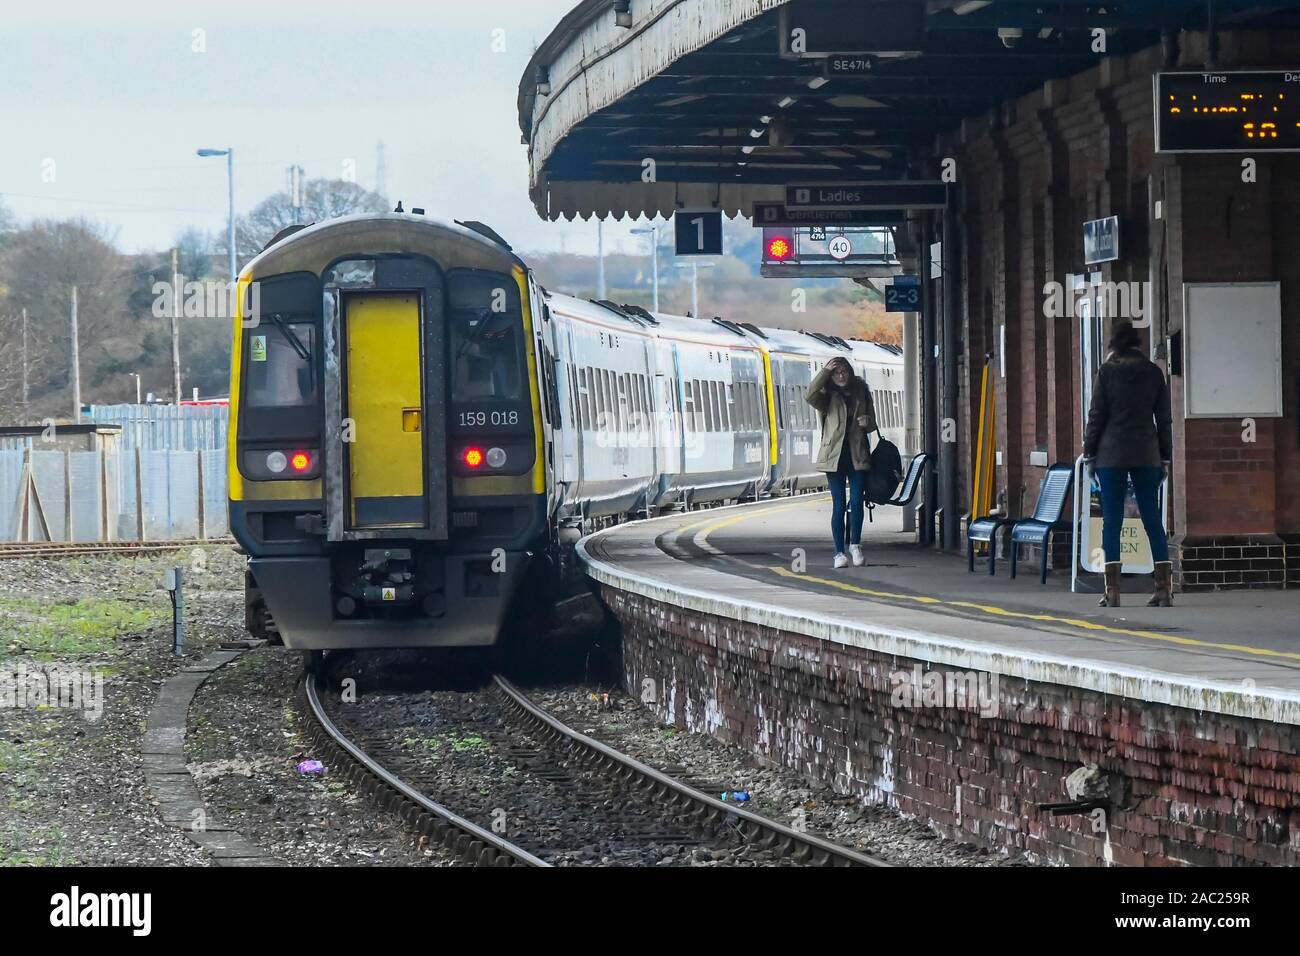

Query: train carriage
[230,214,551,649]
[229,212,907,650]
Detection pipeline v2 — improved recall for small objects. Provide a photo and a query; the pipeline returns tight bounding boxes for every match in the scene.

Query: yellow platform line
[769,566,1300,663]
[675,498,1300,664]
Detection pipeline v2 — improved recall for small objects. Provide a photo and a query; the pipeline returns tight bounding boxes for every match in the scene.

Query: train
[227,212,905,651]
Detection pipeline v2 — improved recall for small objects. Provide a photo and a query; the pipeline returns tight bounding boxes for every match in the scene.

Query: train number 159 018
[458,409,520,427]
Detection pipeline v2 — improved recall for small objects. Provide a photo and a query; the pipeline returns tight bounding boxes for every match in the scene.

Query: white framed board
[1182,281,1283,418]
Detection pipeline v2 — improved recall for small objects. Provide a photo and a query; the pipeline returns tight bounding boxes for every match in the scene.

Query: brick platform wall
[1173,534,1287,591]
[604,584,1300,866]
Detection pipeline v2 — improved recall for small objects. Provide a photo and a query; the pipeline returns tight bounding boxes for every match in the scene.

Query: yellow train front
[228,213,549,649]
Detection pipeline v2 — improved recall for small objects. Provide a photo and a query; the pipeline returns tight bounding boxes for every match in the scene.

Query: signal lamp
[767,236,792,261]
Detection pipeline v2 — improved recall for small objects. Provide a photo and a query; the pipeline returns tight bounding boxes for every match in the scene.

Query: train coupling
[357,548,416,607]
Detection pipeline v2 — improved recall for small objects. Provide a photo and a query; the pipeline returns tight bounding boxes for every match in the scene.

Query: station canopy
[519,0,1300,221]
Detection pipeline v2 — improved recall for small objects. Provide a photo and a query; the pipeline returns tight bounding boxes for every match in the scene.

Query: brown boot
[1147,560,1174,607]
[1098,562,1122,607]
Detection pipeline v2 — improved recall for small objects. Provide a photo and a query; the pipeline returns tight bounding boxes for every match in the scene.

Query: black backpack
[865,436,903,505]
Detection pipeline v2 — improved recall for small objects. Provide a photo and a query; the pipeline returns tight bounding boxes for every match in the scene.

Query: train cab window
[243,320,317,408]
[448,271,524,402]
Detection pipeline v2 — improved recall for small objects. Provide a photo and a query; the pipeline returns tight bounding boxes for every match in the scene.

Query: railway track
[302,665,889,868]
[0,539,233,560]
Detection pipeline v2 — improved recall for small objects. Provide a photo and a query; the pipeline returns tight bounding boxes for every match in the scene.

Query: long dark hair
[1107,321,1142,354]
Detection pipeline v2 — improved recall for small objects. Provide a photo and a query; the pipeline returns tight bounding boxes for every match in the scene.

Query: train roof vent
[455,220,513,251]
[590,300,648,327]
[710,317,750,339]
[800,330,851,350]
[736,322,768,339]
[263,223,312,251]
[617,303,659,325]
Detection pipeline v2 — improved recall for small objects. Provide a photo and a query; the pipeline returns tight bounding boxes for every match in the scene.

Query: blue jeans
[1096,466,1169,564]
[827,469,866,553]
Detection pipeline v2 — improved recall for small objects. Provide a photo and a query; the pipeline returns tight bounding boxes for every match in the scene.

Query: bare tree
[0,218,134,409]
[235,178,389,261]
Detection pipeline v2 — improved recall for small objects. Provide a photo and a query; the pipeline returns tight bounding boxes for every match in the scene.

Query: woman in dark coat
[806,356,877,569]
[1082,321,1174,608]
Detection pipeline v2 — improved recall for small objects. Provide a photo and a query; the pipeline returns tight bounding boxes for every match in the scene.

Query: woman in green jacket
[806,357,878,568]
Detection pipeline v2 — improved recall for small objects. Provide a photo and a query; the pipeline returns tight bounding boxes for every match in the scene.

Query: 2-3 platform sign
[885,274,919,312]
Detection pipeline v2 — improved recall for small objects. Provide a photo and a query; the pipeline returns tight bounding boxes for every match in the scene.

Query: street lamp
[128,372,142,405]
[197,148,236,283]
[630,225,660,312]
[688,260,716,319]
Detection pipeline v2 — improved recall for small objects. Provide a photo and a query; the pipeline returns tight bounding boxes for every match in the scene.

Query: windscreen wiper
[268,313,311,362]
[454,308,498,362]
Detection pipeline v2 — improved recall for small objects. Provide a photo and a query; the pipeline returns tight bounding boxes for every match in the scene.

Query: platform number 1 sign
[675,210,723,256]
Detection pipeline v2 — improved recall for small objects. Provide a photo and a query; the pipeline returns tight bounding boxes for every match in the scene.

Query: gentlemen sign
[787,182,946,210]
[1156,71,1300,153]
[752,201,905,227]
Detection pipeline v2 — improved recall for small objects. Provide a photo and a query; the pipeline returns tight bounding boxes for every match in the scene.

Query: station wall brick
[942,33,1300,589]
[604,584,1300,867]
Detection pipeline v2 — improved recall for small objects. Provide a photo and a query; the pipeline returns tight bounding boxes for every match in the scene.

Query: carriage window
[244,321,317,408]
[448,271,524,402]
[578,368,591,429]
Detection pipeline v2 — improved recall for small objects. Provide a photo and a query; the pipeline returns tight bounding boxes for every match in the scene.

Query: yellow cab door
[344,293,426,529]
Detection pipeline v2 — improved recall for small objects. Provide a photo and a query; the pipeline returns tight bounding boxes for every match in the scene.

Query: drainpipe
[940,189,962,550]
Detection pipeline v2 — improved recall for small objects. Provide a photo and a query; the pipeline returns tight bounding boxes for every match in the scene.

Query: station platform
[580,494,1300,724]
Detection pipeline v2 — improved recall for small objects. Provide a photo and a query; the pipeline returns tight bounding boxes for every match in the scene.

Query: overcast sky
[1,0,645,258]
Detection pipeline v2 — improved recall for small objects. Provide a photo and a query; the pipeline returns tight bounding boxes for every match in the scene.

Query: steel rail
[0,539,233,560]
[494,675,891,868]
[302,668,549,868]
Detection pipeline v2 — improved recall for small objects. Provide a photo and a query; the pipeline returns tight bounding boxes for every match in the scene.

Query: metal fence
[0,405,231,542]
[86,403,228,451]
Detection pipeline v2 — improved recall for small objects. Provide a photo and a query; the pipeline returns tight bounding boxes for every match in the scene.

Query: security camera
[997,26,1023,49]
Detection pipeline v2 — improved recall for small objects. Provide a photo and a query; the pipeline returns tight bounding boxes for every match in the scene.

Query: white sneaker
[833,552,849,569]
[850,545,865,567]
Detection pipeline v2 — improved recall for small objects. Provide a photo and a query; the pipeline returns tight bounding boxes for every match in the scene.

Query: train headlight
[463,447,485,469]
[266,451,288,474]
[486,447,507,468]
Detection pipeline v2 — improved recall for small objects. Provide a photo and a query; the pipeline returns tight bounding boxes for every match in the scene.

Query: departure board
[1156,71,1300,153]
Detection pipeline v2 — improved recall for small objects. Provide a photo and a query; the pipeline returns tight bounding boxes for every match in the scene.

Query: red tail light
[290,451,311,473]
[463,447,485,468]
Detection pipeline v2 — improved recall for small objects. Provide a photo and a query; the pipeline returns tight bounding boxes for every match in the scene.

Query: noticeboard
[1183,282,1283,418]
